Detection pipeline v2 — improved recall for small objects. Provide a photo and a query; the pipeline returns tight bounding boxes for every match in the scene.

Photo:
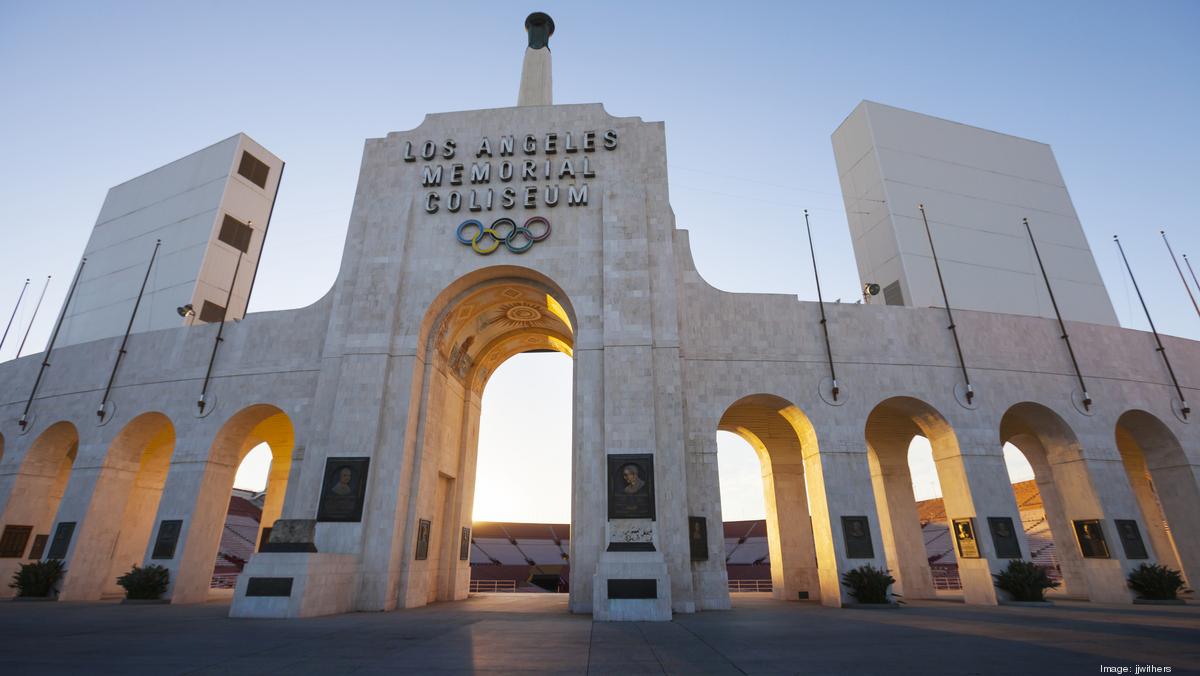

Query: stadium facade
[0,13,1196,621]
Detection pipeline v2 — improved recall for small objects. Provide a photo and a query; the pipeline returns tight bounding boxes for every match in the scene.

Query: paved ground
[0,593,1197,675]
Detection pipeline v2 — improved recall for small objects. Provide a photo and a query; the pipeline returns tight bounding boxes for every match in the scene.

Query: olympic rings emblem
[456,217,551,255]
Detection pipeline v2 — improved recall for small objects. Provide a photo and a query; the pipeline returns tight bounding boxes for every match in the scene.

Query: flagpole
[16,275,51,359]
[1024,218,1091,410]
[919,204,974,404]
[804,209,838,401]
[0,278,31,356]
[98,240,161,419]
[1114,235,1189,419]
[1161,230,1200,318]
[20,259,87,430]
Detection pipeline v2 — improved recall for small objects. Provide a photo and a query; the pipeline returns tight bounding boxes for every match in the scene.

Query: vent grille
[883,281,905,306]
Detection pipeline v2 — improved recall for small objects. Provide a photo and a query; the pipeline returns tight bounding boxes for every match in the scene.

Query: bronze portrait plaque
[0,525,32,559]
[28,534,48,560]
[316,457,370,522]
[1074,519,1110,558]
[952,518,980,559]
[689,516,708,561]
[460,526,472,561]
[841,516,874,559]
[607,454,655,520]
[151,519,183,560]
[46,522,76,560]
[415,519,432,560]
[1114,519,1148,559]
[987,517,1022,559]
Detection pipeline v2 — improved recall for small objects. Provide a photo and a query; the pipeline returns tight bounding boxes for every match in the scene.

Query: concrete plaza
[0,594,1197,675]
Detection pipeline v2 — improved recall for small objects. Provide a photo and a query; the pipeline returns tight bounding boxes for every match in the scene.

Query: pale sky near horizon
[4,1,1197,521]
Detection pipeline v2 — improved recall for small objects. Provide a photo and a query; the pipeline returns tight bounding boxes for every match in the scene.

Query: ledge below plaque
[259,542,318,553]
[607,542,655,552]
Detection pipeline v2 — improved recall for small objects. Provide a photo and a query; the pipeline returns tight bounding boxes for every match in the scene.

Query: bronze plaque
[415,519,431,560]
[987,517,1022,559]
[151,519,183,560]
[689,516,708,561]
[841,516,874,559]
[245,577,293,597]
[28,534,48,560]
[46,522,75,560]
[316,457,370,522]
[1074,519,1110,558]
[607,454,655,519]
[608,579,657,599]
[1114,519,1148,559]
[0,525,32,558]
[952,518,980,558]
[460,527,471,561]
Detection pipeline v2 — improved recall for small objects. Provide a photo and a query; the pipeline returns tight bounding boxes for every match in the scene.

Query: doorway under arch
[716,393,820,602]
[0,420,78,596]
[1115,410,1199,584]
[404,267,576,608]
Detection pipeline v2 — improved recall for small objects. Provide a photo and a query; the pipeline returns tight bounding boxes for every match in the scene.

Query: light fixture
[177,303,194,318]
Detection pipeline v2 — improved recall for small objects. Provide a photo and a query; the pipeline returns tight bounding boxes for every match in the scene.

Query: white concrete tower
[517,12,554,106]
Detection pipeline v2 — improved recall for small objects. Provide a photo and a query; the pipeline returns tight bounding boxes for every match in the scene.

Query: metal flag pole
[98,240,161,419]
[20,259,87,430]
[1161,230,1200,319]
[198,249,244,414]
[1114,235,1189,419]
[804,209,839,401]
[1023,218,1091,410]
[16,275,51,359]
[0,277,31,355]
[1185,254,1200,299]
[918,204,974,404]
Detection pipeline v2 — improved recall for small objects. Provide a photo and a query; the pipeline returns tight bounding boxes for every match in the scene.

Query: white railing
[728,579,773,592]
[931,572,962,591]
[470,579,518,593]
[210,573,240,589]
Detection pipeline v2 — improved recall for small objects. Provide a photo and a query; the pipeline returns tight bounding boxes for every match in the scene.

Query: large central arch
[399,265,577,608]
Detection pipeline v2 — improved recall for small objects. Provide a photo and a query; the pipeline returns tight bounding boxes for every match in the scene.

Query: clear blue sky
[3,1,1197,520]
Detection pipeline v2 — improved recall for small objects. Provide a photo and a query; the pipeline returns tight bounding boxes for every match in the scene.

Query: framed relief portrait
[607,454,655,520]
[316,457,370,522]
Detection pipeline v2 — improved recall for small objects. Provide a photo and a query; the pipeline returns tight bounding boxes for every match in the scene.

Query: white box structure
[57,133,283,347]
[832,101,1118,326]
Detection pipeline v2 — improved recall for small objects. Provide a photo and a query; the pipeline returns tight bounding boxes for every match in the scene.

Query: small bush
[841,564,896,604]
[1127,563,1189,601]
[116,564,170,600]
[9,559,66,598]
[993,560,1059,602]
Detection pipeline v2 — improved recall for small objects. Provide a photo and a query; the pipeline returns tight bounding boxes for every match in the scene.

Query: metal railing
[728,579,773,592]
[211,573,240,589]
[470,579,518,593]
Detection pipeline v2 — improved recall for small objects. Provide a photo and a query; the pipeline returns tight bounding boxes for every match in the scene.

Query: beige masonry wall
[0,102,1196,618]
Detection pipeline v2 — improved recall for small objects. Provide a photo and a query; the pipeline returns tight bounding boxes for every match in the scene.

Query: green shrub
[993,560,1059,602]
[841,564,896,604]
[116,564,170,600]
[9,559,66,598]
[1127,563,1189,601]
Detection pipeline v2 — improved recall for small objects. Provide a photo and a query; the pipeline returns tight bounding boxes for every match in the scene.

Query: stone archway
[155,404,294,603]
[0,420,78,596]
[56,412,176,600]
[400,266,576,609]
[864,396,1020,605]
[999,402,1099,600]
[717,394,820,602]
[1115,410,1200,584]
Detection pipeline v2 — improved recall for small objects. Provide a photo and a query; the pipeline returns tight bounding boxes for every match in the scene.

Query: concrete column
[866,442,935,599]
[762,462,819,601]
[683,432,730,610]
[1018,444,1089,598]
[151,450,237,604]
[53,458,135,600]
[803,435,889,607]
[935,439,1028,605]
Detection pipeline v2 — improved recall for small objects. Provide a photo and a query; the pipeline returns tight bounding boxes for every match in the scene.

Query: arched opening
[0,421,78,596]
[865,396,996,602]
[470,351,572,593]
[209,406,294,595]
[999,403,1094,599]
[100,412,175,596]
[408,267,576,607]
[716,394,820,601]
[1115,410,1199,584]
